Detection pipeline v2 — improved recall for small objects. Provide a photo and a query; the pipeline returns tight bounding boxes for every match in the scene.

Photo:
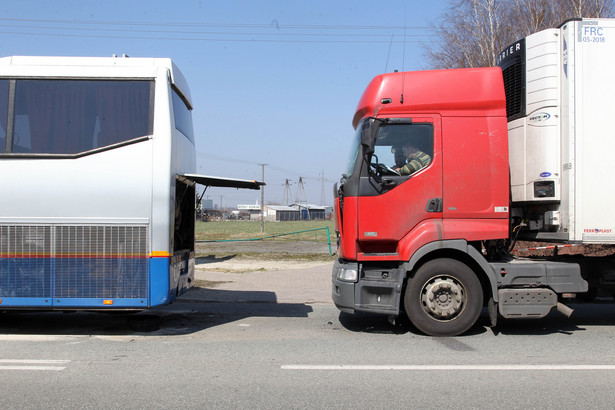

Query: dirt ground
[196,240,333,255]
[514,241,615,257]
[195,240,335,272]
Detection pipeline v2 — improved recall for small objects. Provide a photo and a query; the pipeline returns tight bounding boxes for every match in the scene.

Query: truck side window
[373,122,433,176]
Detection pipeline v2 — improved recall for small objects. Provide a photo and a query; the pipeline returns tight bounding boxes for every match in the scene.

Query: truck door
[356,116,442,258]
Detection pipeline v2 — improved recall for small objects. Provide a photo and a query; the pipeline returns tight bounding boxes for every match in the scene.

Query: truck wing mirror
[360,119,381,155]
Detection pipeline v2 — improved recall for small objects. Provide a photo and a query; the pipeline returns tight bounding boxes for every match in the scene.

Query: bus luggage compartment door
[0,224,149,309]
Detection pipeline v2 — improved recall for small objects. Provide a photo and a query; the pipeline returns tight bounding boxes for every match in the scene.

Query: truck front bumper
[331,259,357,313]
[332,259,403,316]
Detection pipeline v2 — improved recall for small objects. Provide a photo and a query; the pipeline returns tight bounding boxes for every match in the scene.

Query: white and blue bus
[0,56,261,310]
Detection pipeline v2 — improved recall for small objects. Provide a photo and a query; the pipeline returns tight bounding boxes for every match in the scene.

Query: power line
[197,151,335,182]
[0,17,435,31]
[0,23,432,38]
[0,30,428,44]
[0,17,435,44]
[196,151,258,166]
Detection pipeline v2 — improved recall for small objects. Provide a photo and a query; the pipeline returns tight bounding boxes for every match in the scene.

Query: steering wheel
[371,162,399,176]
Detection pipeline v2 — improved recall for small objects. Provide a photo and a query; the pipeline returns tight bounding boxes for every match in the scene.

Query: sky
[0,0,448,208]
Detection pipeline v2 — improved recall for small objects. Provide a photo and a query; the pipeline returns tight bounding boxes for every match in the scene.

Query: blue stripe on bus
[0,297,52,307]
[53,298,147,308]
[0,256,168,308]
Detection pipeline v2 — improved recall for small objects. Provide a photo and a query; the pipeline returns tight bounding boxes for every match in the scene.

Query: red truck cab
[332,68,587,336]
[337,68,510,261]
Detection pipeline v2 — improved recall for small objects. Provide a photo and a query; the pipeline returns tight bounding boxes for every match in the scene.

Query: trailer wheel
[404,258,482,336]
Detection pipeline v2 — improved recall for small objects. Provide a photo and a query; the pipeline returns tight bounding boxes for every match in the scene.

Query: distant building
[238,203,262,220]
[264,204,332,221]
[236,203,333,221]
[265,205,299,221]
[201,199,214,210]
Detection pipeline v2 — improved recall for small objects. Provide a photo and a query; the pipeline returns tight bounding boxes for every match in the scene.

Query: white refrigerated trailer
[499,18,615,244]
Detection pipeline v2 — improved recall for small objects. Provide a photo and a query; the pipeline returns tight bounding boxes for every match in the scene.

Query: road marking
[281,364,615,371]
[0,359,69,371]
[0,335,76,342]
[0,366,67,371]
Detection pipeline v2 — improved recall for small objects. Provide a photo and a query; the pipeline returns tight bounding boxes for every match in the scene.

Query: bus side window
[11,80,152,155]
[0,80,8,153]
[172,89,194,143]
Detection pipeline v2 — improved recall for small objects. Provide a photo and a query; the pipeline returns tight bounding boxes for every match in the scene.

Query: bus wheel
[404,258,482,336]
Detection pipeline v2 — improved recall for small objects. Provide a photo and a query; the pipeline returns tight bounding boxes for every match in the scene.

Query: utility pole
[320,169,326,206]
[259,163,267,233]
[295,177,306,205]
[283,179,292,206]
[296,177,309,220]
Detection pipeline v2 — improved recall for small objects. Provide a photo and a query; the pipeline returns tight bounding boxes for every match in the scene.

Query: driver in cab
[392,142,431,176]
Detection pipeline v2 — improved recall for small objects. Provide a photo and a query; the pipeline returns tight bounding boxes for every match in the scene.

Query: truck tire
[404,258,483,336]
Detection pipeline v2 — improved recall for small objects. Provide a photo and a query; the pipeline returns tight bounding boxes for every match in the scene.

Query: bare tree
[509,0,561,37]
[565,0,614,17]
[509,0,614,37]
[426,0,509,68]
[426,0,615,69]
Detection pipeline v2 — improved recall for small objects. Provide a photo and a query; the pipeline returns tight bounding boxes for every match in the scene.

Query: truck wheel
[404,258,482,336]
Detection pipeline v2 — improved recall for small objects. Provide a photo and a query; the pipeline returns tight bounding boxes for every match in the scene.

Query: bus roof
[353,67,506,128]
[0,55,192,107]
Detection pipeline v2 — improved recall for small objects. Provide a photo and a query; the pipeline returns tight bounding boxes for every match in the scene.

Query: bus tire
[404,258,482,336]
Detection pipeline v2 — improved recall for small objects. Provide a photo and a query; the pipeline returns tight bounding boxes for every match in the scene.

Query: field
[195,219,335,242]
[194,220,337,266]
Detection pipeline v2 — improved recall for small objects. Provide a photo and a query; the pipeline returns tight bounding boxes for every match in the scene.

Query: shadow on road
[195,254,237,264]
[0,287,313,336]
[338,311,490,337]
[491,302,615,336]
[338,312,410,335]
[337,303,615,337]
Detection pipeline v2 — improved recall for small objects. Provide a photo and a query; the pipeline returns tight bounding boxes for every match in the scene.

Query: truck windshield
[344,124,362,177]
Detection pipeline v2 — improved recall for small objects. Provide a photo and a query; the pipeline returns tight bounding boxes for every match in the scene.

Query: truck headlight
[337,267,358,282]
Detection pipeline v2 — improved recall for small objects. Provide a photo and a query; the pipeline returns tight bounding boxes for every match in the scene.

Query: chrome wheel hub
[421,276,466,320]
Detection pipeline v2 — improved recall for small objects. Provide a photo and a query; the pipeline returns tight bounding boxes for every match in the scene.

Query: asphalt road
[1,263,615,408]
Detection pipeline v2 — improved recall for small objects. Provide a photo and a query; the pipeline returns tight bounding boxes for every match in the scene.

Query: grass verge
[195,220,335,242]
